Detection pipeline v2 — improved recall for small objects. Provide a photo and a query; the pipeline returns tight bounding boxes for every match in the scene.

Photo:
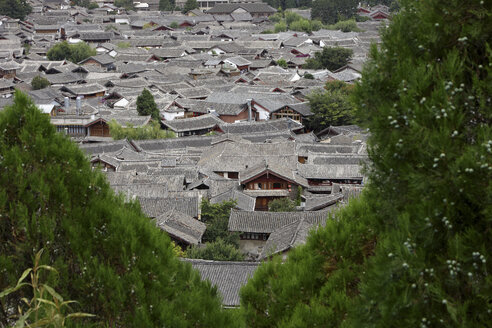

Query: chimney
[64,97,69,112]
[247,99,252,122]
[76,96,83,115]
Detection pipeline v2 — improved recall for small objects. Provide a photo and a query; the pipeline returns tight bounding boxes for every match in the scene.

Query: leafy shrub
[31,76,50,90]
[109,120,175,140]
[268,198,296,212]
[187,239,244,261]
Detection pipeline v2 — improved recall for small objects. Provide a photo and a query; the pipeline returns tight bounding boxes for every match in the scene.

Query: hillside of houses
[0,0,391,309]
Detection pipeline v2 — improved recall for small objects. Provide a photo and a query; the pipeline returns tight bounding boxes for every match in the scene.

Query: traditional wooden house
[161,113,224,137]
[228,209,328,254]
[51,116,111,138]
[240,163,308,211]
[270,102,312,123]
[60,83,107,98]
[154,210,207,248]
[78,54,115,70]
[0,60,20,78]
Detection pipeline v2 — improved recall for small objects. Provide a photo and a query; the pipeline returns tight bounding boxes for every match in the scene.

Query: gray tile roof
[138,196,200,218]
[161,114,222,133]
[210,188,256,211]
[228,209,329,233]
[154,210,206,245]
[304,193,344,211]
[182,259,259,307]
[206,3,276,15]
[132,137,213,152]
[298,164,363,179]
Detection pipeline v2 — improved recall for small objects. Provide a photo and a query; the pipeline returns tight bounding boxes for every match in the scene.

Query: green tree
[304,46,353,71]
[276,58,288,68]
[46,41,96,64]
[241,0,492,327]
[0,91,234,327]
[0,0,31,20]
[170,21,179,28]
[268,198,296,212]
[31,76,51,90]
[328,19,361,32]
[46,41,71,61]
[182,0,198,13]
[201,199,239,248]
[114,0,133,10]
[159,0,175,11]
[311,0,357,24]
[305,81,355,132]
[70,42,96,63]
[87,2,98,9]
[109,120,175,140]
[187,238,244,261]
[136,88,160,120]
[274,21,287,32]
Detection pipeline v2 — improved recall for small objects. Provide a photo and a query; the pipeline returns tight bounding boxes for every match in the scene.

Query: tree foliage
[182,0,198,13]
[187,238,244,261]
[31,76,51,90]
[305,81,356,132]
[0,91,234,327]
[159,0,175,11]
[303,46,353,71]
[271,11,324,33]
[136,88,160,120]
[109,120,175,140]
[0,0,31,20]
[114,0,133,10]
[311,0,358,24]
[241,0,492,327]
[46,41,96,64]
[268,198,296,212]
[276,58,288,68]
[201,199,239,248]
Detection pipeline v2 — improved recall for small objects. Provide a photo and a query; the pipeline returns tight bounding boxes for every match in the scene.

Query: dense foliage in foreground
[0,92,233,327]
[241,0,492,326]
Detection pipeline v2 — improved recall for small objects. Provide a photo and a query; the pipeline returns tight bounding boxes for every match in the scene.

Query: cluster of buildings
[0,0,388,307]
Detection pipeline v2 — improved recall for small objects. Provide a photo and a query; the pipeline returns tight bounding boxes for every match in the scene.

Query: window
[273,182,282,189]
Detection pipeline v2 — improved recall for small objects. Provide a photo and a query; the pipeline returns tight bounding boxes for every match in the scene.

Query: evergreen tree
[182,0,198,13]
[311,0,357,24]
[31,76,51,90]
[159,0,174,11]
[305,81,356,132]
[136,88,160,120]
[303,46,353,71]
[241,0,492,326]
[0,91,234,327]
[0,0,31,20]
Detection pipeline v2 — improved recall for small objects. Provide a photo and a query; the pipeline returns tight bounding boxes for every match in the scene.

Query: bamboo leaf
[66,312,96,318]
[13,310,31,328]
[37,265,58,273]
[17,268,32,286]
[0,283,29,298]
[41,284,63,302]
[35,297,57,308]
